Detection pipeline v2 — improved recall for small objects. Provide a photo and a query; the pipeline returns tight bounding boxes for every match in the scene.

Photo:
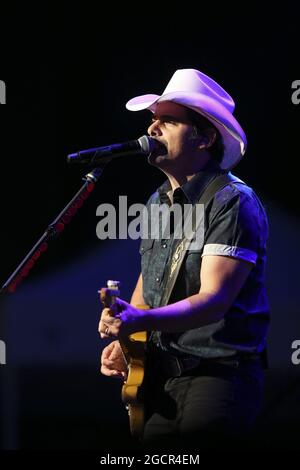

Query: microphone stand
[0,166,104,296]
[0,165,105,450]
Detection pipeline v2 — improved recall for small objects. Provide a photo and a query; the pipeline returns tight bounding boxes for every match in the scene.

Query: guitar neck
[99,282,148,365]
[119,338,131,366]
[99,282,131,364]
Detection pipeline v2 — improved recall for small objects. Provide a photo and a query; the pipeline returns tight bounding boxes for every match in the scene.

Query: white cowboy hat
[126,68,247,170]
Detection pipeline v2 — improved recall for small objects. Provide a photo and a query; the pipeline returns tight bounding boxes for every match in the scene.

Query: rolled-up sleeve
[202,184,267,265]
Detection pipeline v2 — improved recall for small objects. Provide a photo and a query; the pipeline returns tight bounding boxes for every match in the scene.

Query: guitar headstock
[99,280,121,310]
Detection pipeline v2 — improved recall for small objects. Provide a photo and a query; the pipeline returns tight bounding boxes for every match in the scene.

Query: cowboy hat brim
[126,91,247,171]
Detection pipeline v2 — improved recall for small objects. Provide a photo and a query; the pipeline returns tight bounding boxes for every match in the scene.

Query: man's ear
[198,128,217,149]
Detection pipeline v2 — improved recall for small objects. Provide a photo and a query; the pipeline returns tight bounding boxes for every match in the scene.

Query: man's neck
[167,173,191,192]
[166,166,220,192]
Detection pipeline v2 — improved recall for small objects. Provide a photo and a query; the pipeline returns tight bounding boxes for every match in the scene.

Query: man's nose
[147,119,163,137]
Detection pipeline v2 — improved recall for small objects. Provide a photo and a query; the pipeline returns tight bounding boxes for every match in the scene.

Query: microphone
[67,135,156,166]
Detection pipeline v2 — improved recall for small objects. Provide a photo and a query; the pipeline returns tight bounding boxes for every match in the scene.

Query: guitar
[99,280,148,438]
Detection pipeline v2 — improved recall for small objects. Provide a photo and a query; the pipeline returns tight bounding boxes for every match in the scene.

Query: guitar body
[121,328,147,438]
[99,281,148,439]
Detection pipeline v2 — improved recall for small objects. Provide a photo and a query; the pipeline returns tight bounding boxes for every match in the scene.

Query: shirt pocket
[139,238,155,274]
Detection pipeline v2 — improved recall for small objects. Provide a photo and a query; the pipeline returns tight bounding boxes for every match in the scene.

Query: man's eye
[163,119,177,124]
[166,120,178,125]
[150,118,178,125]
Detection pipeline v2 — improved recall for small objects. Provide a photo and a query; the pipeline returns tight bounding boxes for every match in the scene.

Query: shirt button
[155,277,160,283]
[162,243,167,248]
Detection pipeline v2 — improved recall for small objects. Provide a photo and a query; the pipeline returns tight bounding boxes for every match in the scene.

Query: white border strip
[202,243,257,265]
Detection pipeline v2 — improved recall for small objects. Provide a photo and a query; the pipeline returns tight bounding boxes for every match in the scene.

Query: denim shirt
[140,170,270,359]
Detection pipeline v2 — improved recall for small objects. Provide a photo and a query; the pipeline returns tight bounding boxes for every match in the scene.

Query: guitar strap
[159,171,246,308]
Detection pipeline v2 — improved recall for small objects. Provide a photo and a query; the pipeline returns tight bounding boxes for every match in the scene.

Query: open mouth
[151,139,168,157]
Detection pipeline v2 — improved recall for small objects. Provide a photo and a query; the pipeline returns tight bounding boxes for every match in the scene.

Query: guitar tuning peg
[107,280,121,289]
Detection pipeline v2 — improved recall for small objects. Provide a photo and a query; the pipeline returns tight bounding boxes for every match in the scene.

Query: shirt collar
[157,169,227,205]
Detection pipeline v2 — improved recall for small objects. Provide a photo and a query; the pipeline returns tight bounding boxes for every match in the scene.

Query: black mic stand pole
[0,166,104,296]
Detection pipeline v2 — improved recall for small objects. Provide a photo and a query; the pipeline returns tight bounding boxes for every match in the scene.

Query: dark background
[0,2,299,454]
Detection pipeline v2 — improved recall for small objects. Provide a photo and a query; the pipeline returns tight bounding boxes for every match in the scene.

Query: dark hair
[186,108,224,165]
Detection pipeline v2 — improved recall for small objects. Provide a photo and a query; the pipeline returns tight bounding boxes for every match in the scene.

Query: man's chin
[148,152,169,167]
